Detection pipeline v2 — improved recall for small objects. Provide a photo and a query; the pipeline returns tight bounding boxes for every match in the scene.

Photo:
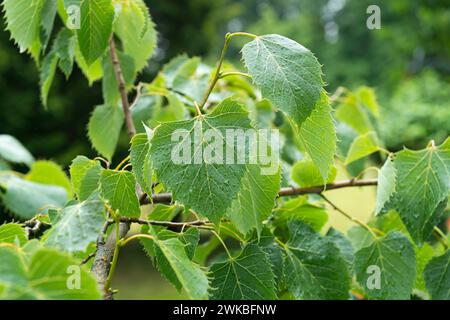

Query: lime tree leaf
[0,135,34,166]
[77,0,114,65]
[326,228,354,273]
[130,133,152,194]
[227,165,280,236]
[26,160,72,196]
[40,0,57,50]
[45,199,106,252]
[74,42,103,84]
[155,228,200,260]
[40,51,59,107]
[375,156,396,214]
[2,176,67,219]
[386,138,450,243]
[335,94,373,135]
[102,51,135,104]
[298,93,336,182]
[347,226,376,252]
[54,28,76,78]
[0,223,27,245]
[162,54,189,87]
[153,236,209,299]
[415,243,434,292]
[0,245,27,288]
[291,160,337,187]
[282,221,350,299]
[273,197,328,232]
[172,57,210,102]
[69,156,103,201]
[100,169,140,217]
[210,243,276,300]
[242,34,324,126]
[424,250,450,300]
[150,98,252,223]
[115,0,157,72]
[0,245,101,299]
[345,131,380,165]
[3,0,45,52]
[354,231,416,299]
[256,229,284,284]
[88,104,124,161]
[140,204,183,257]
[355,86,380,118]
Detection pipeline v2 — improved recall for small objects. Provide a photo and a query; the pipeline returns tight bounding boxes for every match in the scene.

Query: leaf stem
[199,32,257,109]
[433,226,449,249]
[114,155,130,170]
[119,233,155,248]
[219,71,252,79]
[320,194,378,238]
[211,230,233,260]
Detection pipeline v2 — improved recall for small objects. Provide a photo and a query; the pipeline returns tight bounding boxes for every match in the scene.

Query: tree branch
[142,178,378,204]
[90,38,137,300]
[108,37,136,138]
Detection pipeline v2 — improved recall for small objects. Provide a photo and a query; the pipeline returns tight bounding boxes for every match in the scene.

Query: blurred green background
[1,0,449,299]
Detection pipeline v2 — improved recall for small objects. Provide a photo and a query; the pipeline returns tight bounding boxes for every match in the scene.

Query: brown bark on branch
[142,178,378,204]
[90,38,137,300]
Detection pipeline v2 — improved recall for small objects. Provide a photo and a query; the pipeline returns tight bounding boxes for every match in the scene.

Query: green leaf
[77,0,114,65]
[415,243,434,292]
[69,156,103,201]
[162,54,189,87]
[291,160,337,187]
[424,250,450,300]
[26,160,72,196]
[355,86,380,118]
[88,104,124,161]
[40,51,59,107]
[298,93,336,182]
[74,42,103,84]
[45,199,106,252]
[172,57,210,102]
[0,135,34,166]
[100,169,140,217]
[354,231,416,299]
[150,98,252,223]
[242,34,324,126]
[154,236,209,299]
[335,94,373,135]
[386,138,450,243]
[256,229,284,285]
[273,197,328,232]
[0,245,101,299]
[115,0,157,72]
[282,221,350,299]
[130,133,152,194]
[3,0,45,53]
[210,243,276,300]
[375,156,396,215]
[40,0,57,50]
[345,131,380,165]
[227,164,280,236]
[347,225,375,252]
[102,51,135,104]
[0,223,27,246]
[156,228,200,260]
[326,228,354,273]
[54,28,76,78]
[1,176,67,219]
